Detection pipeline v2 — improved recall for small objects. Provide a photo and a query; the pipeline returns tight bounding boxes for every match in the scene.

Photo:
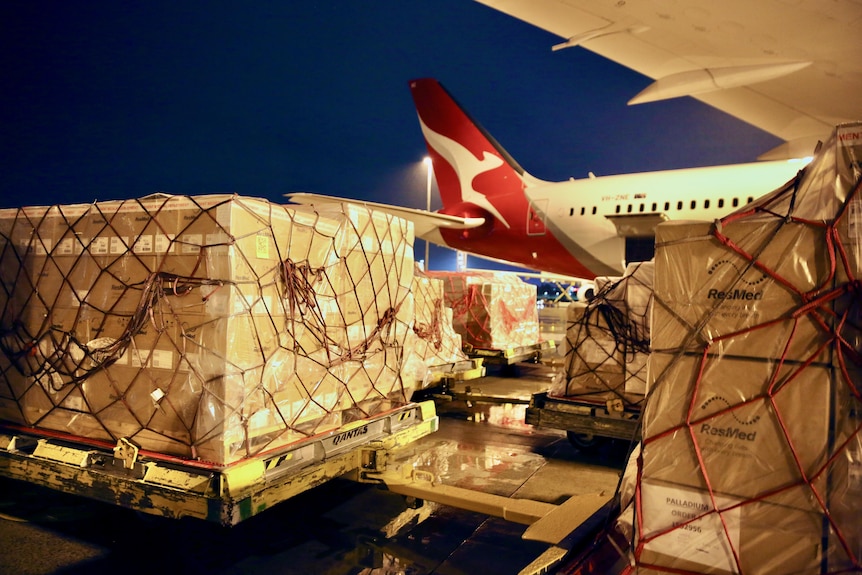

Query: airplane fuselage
[438,158,806,278]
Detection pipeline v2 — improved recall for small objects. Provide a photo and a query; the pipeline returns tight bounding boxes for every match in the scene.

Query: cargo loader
[528,262,652,449]
[0,195,622,573]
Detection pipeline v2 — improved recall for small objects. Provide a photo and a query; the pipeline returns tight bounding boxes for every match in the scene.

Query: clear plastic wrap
[427,270,539,350]
[403,270,468,381]
[0,194,420,465]
[556,261,653,402]
[632,124,862,573]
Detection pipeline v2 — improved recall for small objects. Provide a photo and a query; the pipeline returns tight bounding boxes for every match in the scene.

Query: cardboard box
[643,352,832,497]
[336,347,410,409]
[623,352,649,395]
[0,195,417,464]
[431,271,539,350]
[640,351,860,573]
[634,124,862,573]
[652,218,836,362]
[562,300,649,398]
[638,478,829,575]
[406,273,467,371]
[598,261,654,333]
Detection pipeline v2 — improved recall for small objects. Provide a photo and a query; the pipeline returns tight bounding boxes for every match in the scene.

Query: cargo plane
[288,78,808,288]
[289,2,861,290]
[472,0,862,160]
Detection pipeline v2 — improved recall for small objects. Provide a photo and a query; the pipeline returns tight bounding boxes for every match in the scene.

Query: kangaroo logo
[418,116,512,229]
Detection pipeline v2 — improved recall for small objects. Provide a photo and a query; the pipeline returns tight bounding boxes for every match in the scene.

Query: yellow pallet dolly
[0,397,614,574]
[0,401,439,526]
[463,340,556,366]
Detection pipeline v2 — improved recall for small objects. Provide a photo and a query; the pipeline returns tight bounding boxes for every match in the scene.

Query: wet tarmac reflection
[0,407,629,575]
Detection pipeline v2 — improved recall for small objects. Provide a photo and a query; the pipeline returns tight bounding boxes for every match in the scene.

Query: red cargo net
[428,270,540,352]
[625,128,862,574]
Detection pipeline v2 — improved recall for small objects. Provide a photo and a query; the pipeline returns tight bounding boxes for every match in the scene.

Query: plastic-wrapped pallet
[556,261,653,400]
[630,124,862,574]
[401,269,468,385]
[0,194,416,465]
[600,261,654,341]
[428,270,539,351]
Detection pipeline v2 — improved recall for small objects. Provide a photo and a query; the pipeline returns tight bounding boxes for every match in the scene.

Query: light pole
[423,156,432,270]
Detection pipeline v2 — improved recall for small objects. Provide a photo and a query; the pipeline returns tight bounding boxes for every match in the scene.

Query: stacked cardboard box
[635,124,862,573]
[401,270,468,383]
[0,194,416,465]
[556,262,653,400]
[428,271,539,351]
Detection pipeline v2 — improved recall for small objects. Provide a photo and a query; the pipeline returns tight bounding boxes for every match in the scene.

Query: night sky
[1,1,780,267]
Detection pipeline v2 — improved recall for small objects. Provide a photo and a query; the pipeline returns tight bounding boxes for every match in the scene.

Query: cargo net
[0,194,434,465]
[555,261,653,407]
[616,124,862,573]
[405,270,468,375]
[426,270,540,352]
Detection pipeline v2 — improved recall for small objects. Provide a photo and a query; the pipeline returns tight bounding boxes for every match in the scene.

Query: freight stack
[401,270,469,383]
[632,124,862,573]
[428,270,539,351]
[553,261,653,403]
[0,194,418,465]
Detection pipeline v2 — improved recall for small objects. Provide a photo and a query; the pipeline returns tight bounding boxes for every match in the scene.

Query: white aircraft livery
[472,0,862,160]
[289,78,808,280]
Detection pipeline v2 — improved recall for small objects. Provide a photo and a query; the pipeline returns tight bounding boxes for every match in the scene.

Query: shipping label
[640,480,742,573]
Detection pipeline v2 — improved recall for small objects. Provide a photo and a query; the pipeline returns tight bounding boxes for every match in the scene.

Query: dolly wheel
[566,430,607,451]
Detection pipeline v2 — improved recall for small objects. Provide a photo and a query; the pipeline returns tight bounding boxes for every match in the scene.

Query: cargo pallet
[423,358,486,386]
[0,396,622,575]
[414,353,562,420]
[0,401,439,527]
[463,340,555,365]
[525,392,642,448]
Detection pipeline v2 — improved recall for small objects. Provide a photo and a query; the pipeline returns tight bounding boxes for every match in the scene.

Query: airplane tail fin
[408,78,546,229]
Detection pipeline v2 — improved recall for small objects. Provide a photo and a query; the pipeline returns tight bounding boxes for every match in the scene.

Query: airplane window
[677,201,683,210]
[704,199,710,209]
[664,202,670,211]
[639,203,645,212]
[732,198,739,207]
[651,202,657,211]
[718,199,724,208]
[615,205,621,214]
[626,204,633,213]
[747,197,754,204]
[690,200,696,209]
[592,206,597,215]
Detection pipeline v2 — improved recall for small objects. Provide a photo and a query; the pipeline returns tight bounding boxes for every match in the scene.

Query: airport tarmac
[0,376,632,575]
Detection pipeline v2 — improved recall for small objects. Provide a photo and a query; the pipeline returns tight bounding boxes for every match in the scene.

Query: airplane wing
[474,0,862,159]
[284,192,486,240]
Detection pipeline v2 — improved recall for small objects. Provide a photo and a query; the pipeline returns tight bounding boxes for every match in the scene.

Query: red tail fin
[409,78,536,230]
[408,78,602,279]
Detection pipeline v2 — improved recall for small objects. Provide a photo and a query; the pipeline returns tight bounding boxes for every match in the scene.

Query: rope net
[554,261,653,407]
[406,270,469,374]
[426,270,540,351]
[621,123,862,573]
[0,194,450,465]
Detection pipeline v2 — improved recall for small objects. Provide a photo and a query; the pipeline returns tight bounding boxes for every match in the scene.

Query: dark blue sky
[1,1,779,216]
